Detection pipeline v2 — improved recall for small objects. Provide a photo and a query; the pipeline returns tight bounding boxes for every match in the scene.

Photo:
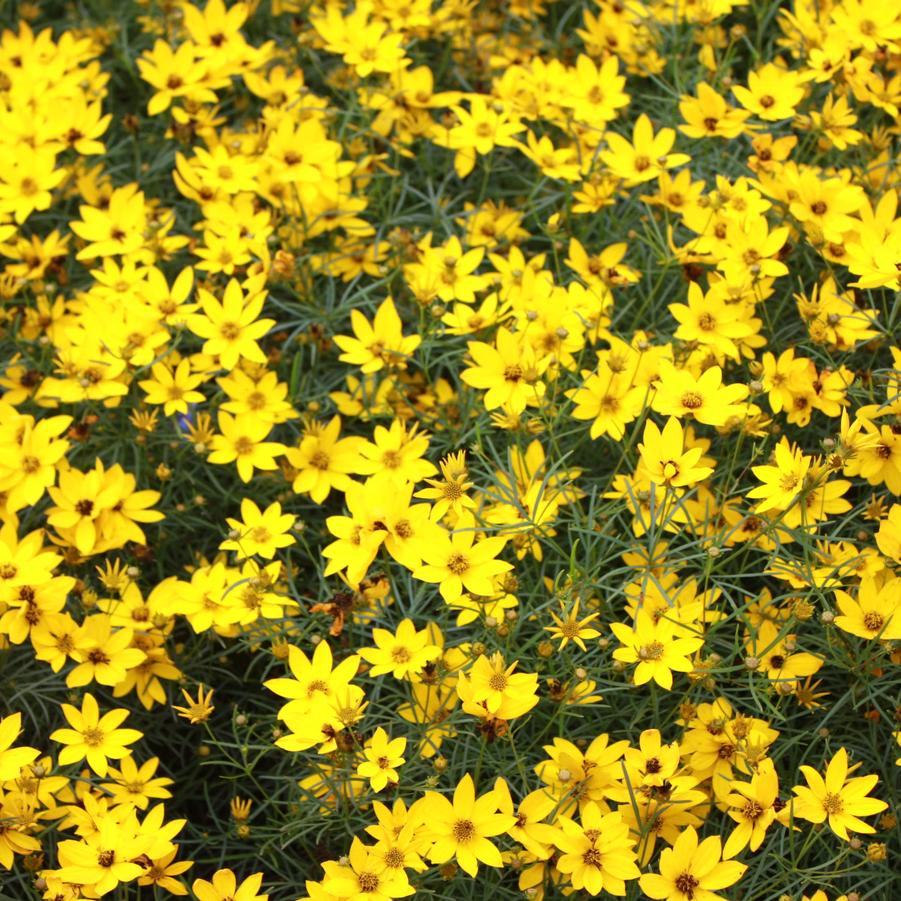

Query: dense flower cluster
[0,0,899,900]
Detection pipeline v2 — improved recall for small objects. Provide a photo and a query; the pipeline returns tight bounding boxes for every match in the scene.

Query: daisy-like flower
[414,450,476,520]
[459,652,539,720]
[652,361,749,426]
[50,693,143,777]
[792,747,888,839]
[334,296,421,373]
[193,868,268,901]
[552,802,640,896]
[722,758,785,858]
[220,499,296,560]
[357,728,407,791]
[544,598,602,651]
[187,276,275,370]
[208,412,287,483]
[639,826,746,901]
[609,611,704,690]
[460,327,549,415]
[287,416,364,504]
[172,684,215,725]
[418,773,516,876]
[358,619,440,680]
[413,514,512,602]
[0,712,39,781]
[833,574,901,641]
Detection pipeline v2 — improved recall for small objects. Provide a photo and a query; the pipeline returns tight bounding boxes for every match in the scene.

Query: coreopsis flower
[418,773,516,876]
[355,420,437,486]
[610,611,704,690]
[415,451,476,520]
[622,728,681,789]
[287,416,364,504]
[357,728,407,791]
[322,838,413,899]
[679,82,750,138]
[792,747,888,839]
[0,713,39,780]
[639,826,746,901]
[639,417,714,489]
[263,641,360,717]
[334,296,421,373]
[101,755,174,810]
[187,276,275,370]
[172,684,215,725]
[56,812,154,895]
[733,62,809,121]
[669,282,755,359]
[193,869,268,901]
[66,615,146,688]
[137,846,194,895]
[723,758,784,858]
[599,113,690,185]
[652,361,749,425]
[138,359,206,416]
[545,598,602,651]
[457,652,539,720]
[50,693,143,776]
[460,327,549,414]
[219,368,297,425]
[220,499,296,560]
[358,619,440,679]
[137,40,218,115]
[747,439,810,514]
[834,574,901,640]
[551,802,640,896]
[413,514,512,602]
[875,504,901,562]
[567,362,646,440]
[208,412,287,483]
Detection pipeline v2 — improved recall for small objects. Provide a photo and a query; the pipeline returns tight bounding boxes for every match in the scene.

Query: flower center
[675,872,699,898]
[822,792,844,815]
[446,552,469,575]
[452,819,475,843]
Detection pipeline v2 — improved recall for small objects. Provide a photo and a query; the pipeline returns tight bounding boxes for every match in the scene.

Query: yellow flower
[333,296,421,373]
[552,802,640,896]
[57,812,154,895]
[723,758,783,858]
[355,420,437,486]
[322,837,413,899]
[193,869,268,901]
[792,747,888,839]
[609,611,704,690]
[208,412,287,483]
[413,514,512,602]
[287,415,364,504]
[221,499,296,560]
[0,712,39,781]
[357,727,407,791]
[460,327,548,415]
[545,598,602,651]
[418,773,516,876]
[138,358,206,416]
[50,692,143,776]
[358,618,440,680]
[173,684,215,725]
[651,361,749,426]
[639,826,746,901]
[187,276,275,370]
[834,574,901,640]
[639,417,714,489]
[458,652,539,720]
